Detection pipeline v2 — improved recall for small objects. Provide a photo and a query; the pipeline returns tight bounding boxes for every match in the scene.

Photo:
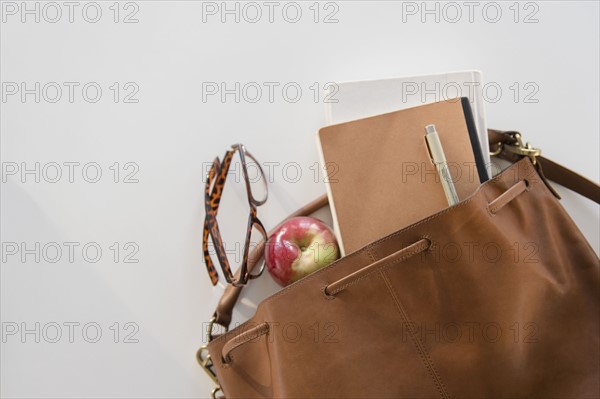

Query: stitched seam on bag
[381,271,451,399]
[329,241,428,295]
[210,160,535,346]
[222,323,269,364]
[227,326,268,354]
[488,181,528,214]
[367,246,377,263]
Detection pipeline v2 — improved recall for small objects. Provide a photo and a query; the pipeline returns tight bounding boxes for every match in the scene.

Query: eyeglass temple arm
[203,151,237,284]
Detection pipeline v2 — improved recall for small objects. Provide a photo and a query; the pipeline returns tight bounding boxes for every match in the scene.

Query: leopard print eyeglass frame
[202,144,269,287]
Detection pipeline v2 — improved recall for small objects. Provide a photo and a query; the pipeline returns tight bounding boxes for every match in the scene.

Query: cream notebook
[317,99,482,255]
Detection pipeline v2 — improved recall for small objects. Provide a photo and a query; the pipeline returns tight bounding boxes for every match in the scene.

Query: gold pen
[425,124,460,206]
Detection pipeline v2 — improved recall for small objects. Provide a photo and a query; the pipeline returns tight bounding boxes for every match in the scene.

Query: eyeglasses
[203,144,268,287]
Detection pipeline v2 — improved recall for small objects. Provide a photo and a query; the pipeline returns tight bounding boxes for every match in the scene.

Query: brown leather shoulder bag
[199,130,600,399]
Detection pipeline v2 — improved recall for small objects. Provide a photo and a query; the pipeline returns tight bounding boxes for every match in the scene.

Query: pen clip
[424,124,437,164]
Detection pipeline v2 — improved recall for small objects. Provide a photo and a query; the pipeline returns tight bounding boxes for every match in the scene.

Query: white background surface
[1,1,598,398]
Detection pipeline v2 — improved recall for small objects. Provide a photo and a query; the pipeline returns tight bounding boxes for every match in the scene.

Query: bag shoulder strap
[210,129,600,331]
[488,129,600,202]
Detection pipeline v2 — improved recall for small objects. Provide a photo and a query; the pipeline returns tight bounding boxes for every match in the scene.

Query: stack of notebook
[325,71,490,167]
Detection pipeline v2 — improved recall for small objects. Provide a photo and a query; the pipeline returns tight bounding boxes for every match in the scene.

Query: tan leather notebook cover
[317,99,480,255]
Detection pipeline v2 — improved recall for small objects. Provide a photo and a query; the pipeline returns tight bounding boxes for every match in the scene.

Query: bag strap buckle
[197,345,219,384]
[197,316,227,398]
[492,132,541,165]
[197,345,223,398]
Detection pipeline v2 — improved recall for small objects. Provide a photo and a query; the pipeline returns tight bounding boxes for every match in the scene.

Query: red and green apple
[265,216,339,287]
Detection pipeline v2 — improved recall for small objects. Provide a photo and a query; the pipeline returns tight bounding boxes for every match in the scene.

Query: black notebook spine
[461,97,489,183]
